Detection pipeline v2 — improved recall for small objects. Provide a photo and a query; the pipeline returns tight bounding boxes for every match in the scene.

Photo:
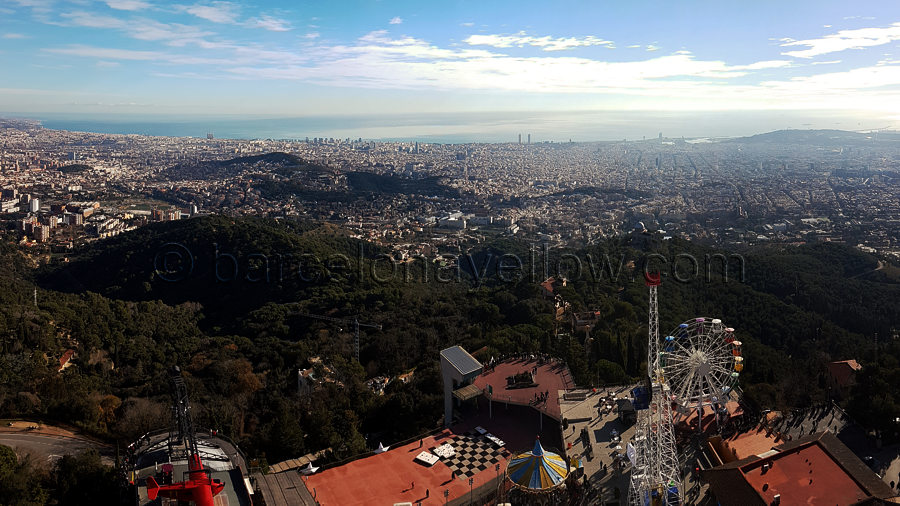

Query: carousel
[505,438,570,503]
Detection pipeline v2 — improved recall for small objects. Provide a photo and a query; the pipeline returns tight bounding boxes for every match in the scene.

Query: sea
[13,109,897,144]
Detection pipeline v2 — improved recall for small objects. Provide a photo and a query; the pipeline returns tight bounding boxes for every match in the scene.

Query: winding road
[0,422,114,465]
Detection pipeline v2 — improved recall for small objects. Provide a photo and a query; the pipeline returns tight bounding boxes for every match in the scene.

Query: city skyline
[1,0,900,123]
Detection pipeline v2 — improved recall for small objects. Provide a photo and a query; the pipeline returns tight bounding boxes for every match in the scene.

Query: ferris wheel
[658,317,742,417]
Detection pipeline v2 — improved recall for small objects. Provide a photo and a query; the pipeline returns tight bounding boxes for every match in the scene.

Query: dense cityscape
[2,118,898,263]
[3,0,900,504]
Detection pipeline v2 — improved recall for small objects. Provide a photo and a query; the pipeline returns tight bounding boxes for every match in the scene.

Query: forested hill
[38,216,383,330]
[3,216,897,499]
[163,151,327,180]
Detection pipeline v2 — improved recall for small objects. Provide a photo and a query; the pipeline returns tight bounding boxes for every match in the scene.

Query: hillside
[163,151,326,180]
[726,129,900,146]
[8,216,897,475]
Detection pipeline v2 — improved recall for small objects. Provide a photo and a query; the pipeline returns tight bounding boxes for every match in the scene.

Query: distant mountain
[726,129,900,146]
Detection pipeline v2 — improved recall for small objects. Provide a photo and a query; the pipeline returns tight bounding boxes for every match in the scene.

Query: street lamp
[495,463,502,503]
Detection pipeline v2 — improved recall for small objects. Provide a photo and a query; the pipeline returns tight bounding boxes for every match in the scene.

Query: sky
[1,0,900,120]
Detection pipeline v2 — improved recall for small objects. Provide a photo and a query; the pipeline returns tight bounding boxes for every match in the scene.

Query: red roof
[58,349,75,371]
[473,358,573,420]
[704,432,894,506]
[539,277,556,295]
[827,360,861,389]
[304,430,505,506]
[742,442,867,504]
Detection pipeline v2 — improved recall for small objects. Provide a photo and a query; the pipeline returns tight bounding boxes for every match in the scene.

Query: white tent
[300,462,319,475]
[374,442,390,454]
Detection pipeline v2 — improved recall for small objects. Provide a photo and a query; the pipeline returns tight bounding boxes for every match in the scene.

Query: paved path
[0,421,114,465]
[561,385,639,505]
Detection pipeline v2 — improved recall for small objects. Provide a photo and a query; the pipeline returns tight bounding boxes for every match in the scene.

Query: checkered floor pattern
[442,433,505,478]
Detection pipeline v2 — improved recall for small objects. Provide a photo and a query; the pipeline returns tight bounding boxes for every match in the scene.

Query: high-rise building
[527,134,531,144]
[33,224,49,242]
[518,134,522,144]
[29,198,39,213]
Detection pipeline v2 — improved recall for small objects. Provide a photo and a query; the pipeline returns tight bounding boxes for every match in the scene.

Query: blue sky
[1,0,900,118]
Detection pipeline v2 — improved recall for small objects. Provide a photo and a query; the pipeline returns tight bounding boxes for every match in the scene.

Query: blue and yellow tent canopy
[507,439,569,492]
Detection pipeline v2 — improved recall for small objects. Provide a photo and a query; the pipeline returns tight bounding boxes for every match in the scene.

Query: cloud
[811,60,841,65]
[464,31,614,51]
[10,0,53,13]
[303,32,320,40]
[248,14,291,31]
[645,44,660,52]
[781,22,900,58]
[389,17,403,25]
[46,45,160,60]
[60,11,129,29]
[460,22,474,27]
[57,11,216,47]
[105,0,150,11]
[45,41,308,67]
[222,32,796,97]
[2,33,28,39]
[763,61,900,90]
[183,1,240,24]
[38,28,900,113]
[96,60,121,67]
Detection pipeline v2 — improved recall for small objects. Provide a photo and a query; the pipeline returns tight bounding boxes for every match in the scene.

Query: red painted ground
[474,358,573,420]
[741,443,869,505]
[722,428,781,460]
[304,359,573,505]
[304,430,506,506]
[453,403,565,453]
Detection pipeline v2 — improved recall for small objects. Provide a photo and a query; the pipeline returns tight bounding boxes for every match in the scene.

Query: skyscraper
[518,134,522,144]
[527,134,531,144]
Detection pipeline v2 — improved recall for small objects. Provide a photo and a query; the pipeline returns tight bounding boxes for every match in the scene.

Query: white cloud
[105,0,150,11]
[763,61,900,90]
[460,22,474,27]
[781,22,900,58]
[2,33,28,39]
[57,11,217,47]
[46,45,160,60]
[464,31,614,51]
[811,60,841,65]
[60,11,129,29]
[389,17,403,25]
[96,60,120,67]
[10,0,53,13]
[183,1,240,24]
[34,22,900,114]
[248,14,291,32]
[221,32,799,99]
[645,44,660,52]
